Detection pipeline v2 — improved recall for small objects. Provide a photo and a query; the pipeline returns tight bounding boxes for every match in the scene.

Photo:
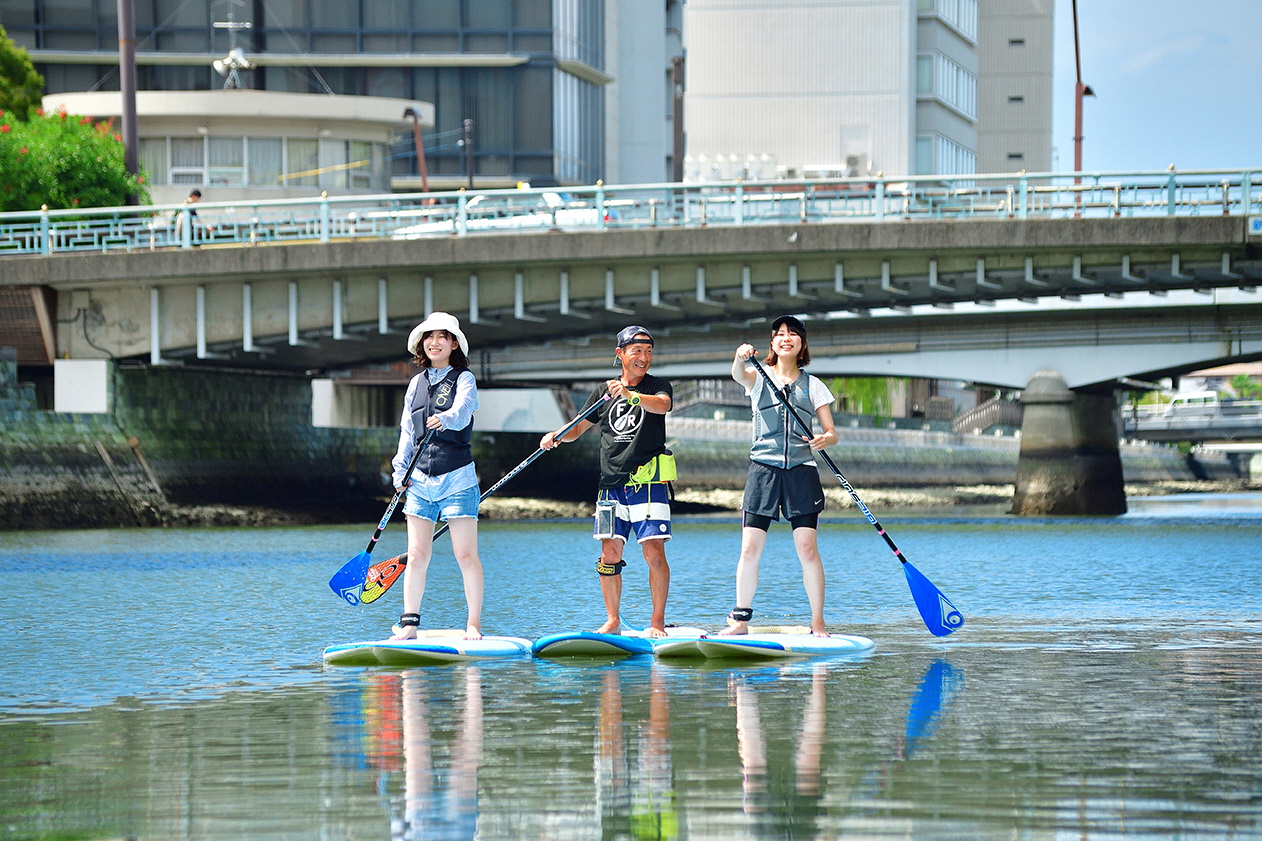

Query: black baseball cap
[771,315,807,337]
[616,325,654,348]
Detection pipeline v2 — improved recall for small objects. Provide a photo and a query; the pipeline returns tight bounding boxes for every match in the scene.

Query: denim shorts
[403,482,481,522]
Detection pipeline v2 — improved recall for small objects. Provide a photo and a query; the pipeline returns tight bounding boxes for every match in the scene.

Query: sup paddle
[359,392,613,604]
[328,428,436,606]
[750,358,964,636]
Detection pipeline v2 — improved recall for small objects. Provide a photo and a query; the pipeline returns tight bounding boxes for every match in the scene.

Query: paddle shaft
[432,392,611,541]
[750,359,908,565]
[363,427,436,554]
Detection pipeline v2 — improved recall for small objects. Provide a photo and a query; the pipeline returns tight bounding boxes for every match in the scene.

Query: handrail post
[874,177,886,221]
[1166,167,1177,216]
[1018,173,1029,219]
[1243,172,1253,216]
[595,180,606,230]
[319,191,330,242]
[734,181,744,226]
[457,190,468,236]
[180,207,192,249]
[40,205,52,255]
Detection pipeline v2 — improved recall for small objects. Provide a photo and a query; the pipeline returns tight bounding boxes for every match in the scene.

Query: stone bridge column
[1012,370,1127,516]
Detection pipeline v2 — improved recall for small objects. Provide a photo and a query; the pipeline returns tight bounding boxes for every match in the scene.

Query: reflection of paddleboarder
[733,663,829,831]
[596,665,679,840]
[393,667,483,841]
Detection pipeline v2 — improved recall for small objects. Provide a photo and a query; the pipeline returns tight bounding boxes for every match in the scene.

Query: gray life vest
[408,368,473,477]
[749,365,817,469]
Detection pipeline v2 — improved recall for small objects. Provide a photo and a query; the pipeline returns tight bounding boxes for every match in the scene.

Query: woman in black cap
[720,315,837,637]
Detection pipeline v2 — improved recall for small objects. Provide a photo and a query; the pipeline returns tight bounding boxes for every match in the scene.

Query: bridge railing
[1,167,1257,257]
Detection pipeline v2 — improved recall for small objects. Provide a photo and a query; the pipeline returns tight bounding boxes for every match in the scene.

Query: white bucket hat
[407,311,469,357]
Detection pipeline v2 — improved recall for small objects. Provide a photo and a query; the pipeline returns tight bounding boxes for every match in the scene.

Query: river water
[2,494,1261,839]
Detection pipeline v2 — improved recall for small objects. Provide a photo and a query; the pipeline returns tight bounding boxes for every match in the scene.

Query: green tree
[826,376,901,417]
[1230,374,1262,400]
[0,108,150,211]
[0,25,44,122]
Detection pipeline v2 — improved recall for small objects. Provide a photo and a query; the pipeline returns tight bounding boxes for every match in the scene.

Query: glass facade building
[1,0,608,187]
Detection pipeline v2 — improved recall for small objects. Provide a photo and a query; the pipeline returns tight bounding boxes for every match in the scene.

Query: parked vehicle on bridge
[390,191,608,239]
[1163,391,1220,417]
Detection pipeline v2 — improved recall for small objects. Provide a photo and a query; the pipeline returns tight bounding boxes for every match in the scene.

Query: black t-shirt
[581,374,673,488]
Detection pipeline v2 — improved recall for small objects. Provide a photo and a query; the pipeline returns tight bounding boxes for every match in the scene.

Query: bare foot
[596,618,621,635]
[463,625,482,641]
[391,624,418,640]
[811,624,830,638]
[647,626,668,639]
[718,620,749,636]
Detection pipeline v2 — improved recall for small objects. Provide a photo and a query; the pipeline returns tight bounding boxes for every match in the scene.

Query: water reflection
[353,668,484,841]
[597,665,678,840]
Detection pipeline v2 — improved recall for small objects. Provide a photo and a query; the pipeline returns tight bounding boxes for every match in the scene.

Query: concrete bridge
[4,170,1262,515]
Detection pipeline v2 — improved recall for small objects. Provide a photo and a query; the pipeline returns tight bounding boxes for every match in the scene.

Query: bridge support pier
[1012,370,1127,516]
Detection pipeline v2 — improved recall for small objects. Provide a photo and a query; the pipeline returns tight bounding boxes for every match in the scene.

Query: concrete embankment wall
[0,356,1242,529]
[664,419,1241,490]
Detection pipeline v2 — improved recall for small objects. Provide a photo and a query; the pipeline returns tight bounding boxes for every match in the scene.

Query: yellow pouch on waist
[629,452,677,485]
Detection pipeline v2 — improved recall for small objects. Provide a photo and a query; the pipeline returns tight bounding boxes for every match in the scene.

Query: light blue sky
[1050,0,1261,173]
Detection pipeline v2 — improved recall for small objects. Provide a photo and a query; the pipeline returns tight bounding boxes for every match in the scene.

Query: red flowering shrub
[0,110,150,211]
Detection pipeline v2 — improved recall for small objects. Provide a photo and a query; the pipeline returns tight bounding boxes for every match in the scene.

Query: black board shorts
[742,461,825,521]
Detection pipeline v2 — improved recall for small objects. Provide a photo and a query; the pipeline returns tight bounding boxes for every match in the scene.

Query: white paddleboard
[323,634,532,666]
[691,633,875,661]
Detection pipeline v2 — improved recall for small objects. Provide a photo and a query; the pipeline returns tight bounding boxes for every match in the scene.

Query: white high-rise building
[681,0,1051,181]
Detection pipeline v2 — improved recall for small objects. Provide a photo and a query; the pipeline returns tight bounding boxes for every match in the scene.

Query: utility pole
[116,0,138,204]
[1072,0,1095,213]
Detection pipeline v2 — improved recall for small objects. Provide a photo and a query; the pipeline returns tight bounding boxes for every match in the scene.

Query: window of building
[249,138,284,186]
[917,52,977,120]
[138,138,167,187]
[1008,95,1025,103]
[916,0,978,42]
[1007,152,1025,161]
[1009,38,1026,46]
[286,138,319,187]
[170,137,205,185]
[915,133,977,177]
[208,137,245,186]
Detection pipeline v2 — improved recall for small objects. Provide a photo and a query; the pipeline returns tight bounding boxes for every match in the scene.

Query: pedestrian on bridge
[390,312,484,642]
[539,326,676,637]
[720,315,838,637]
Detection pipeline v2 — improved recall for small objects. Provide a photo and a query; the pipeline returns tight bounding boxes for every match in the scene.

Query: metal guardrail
[0,168,1258,258]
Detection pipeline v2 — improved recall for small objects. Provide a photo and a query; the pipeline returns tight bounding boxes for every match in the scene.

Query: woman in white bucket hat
[390,312,483,640]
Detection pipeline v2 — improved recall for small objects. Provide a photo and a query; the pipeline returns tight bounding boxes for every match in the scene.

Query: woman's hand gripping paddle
[328,428,436,606]
[750,360,963,636]
[357,393,613,604]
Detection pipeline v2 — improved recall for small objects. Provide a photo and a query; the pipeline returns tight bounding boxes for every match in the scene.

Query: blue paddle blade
[903,561,964,636]
[328,551,371,606]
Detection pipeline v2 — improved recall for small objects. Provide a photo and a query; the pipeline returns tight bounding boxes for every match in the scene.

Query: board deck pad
[323,634,532,666]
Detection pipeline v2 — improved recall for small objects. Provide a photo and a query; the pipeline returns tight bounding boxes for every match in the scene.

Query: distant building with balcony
[5,0,684,191]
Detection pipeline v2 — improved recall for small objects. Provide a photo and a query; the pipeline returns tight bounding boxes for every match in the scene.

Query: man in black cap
[540,326,675,637]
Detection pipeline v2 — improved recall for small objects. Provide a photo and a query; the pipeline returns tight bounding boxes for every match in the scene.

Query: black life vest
[408,369,473,478]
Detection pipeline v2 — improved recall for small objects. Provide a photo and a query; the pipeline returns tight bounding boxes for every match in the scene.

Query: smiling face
[422,329,455,367]
[615,336,653,382]
[766,323,810,367]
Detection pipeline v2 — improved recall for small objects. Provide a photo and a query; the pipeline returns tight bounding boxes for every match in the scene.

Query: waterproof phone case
[595,499,618,538]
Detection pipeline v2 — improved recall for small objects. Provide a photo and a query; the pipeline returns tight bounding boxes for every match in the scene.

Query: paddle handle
[431,392,611,541]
